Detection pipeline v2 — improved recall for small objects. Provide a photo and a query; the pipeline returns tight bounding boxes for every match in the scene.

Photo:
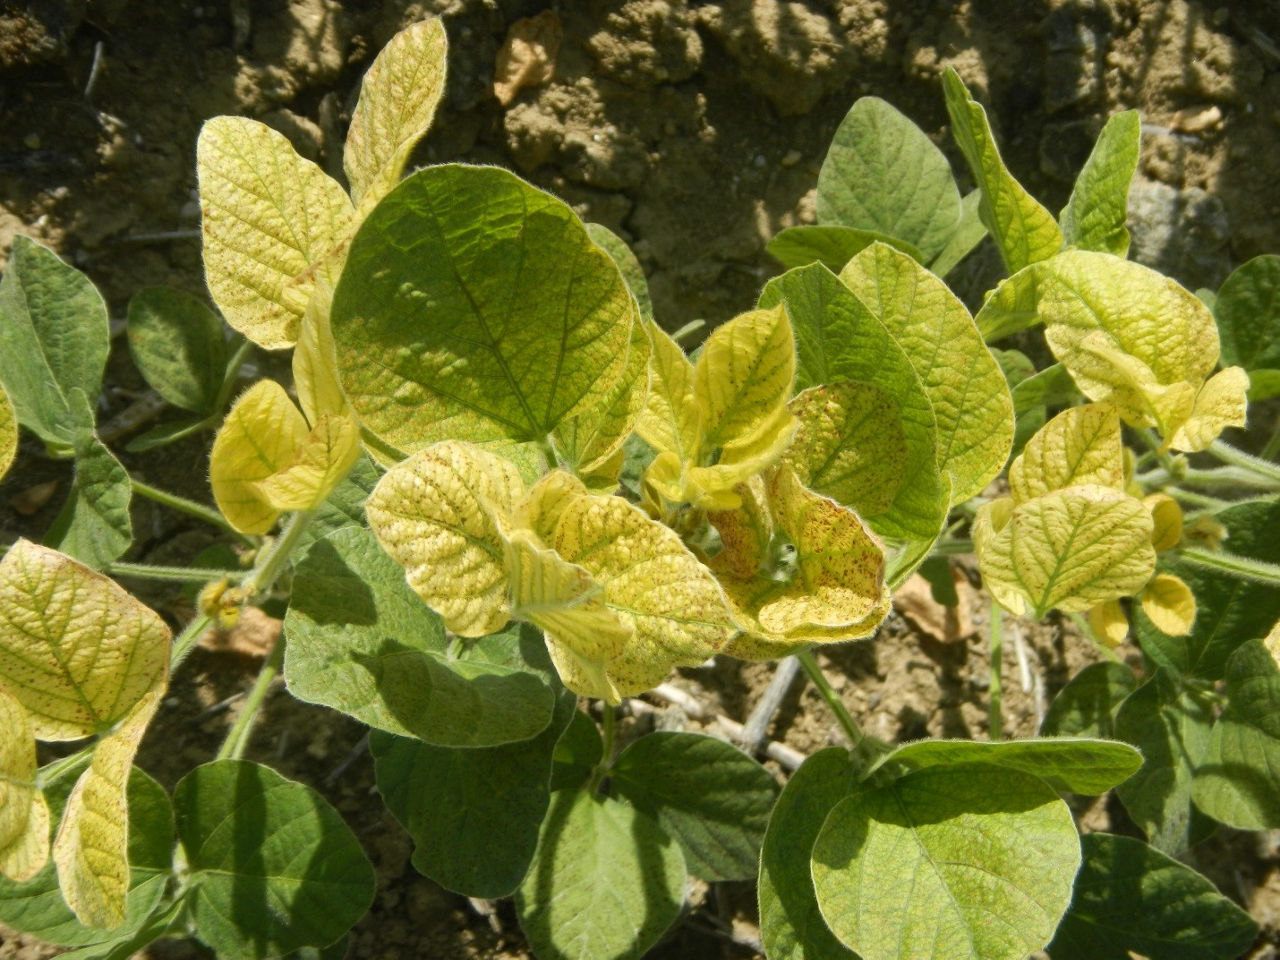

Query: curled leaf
[1140,574,1197,637]
[250,413,361,512]
[694,304,795,451]
[1088,599,1129,648]
[1144,493,1183,552]
[0,688,50,882]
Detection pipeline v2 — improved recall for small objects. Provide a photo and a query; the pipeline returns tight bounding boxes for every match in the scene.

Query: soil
[2,0,1280,958]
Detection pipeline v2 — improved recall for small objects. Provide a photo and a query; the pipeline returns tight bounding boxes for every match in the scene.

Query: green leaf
[1011,363,1080,414]
[941,70,1062,273]
[841,242,1013,503]
[758,747,861,960]
[0,236,108,448]
[1040,662,1138,739]
[123,417,214,453]
[283,526,557,747]
[759,263,947,543]
[1193,639,1280,829]
[1047,833,1258,960]
[549,708,602,792]
[586,223,653,324]
[332,164,638,452]
[295,454,379,553]
[1060,111,1140,257]
[928,189,988,278]
[767,225,923,273]
[1246,367,1280,400]
[1214,253,1280,371]
[0,765,172,947]
[609,731,780,881]
[174,760,374,960]
[45,432,133,570]
[975,260,1047,342]
[876,736,1142,795]
[515,789,686,960]
[126,287,228,413]
[1114,670,1213,854]
[370,687,576,898]
[1136,498,1280,680]
[812,764,1079,960]
[817,97,961,262]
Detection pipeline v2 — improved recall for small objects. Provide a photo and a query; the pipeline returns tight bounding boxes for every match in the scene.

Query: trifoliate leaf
[365,440,526,637]
[585,223,653,323]
[1140,573,1196,636]
[1165,366,1250,453]
[975,485,1155,618]
[250,413,361,512]
[694,304,795,450]
[0,688,50,883]
[636,321,700,462]
[1088,600,1129,648]
[332,165,636,450]
[1214,254,1280,372]
[841,242,1013,502]
[767,225,922,273]
[0,540,170,740]
[344,18,447,208]
[126,287,228,414]
[0,385,15,481]
[197,117,354,349]
[45,432,133,571]
[1144,493,1183,552]
[942,69,1062,273]
[1059,111,1139,257]
[1008,403,1124,503]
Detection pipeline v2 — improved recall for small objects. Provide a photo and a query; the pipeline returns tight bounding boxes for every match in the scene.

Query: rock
[0,0,85,69]
[585,0,703,88]
[493,10,562,106]
[1127,176,1231,291]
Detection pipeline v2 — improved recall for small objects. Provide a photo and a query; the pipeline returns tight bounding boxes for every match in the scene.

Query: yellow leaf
[1140,573,1197,636]
[0,687,50,882]
[344,19,448,209]
[1165,366,1250,453]
[293,281,350,424]
[1068,331,1197,433]
[0,541,170,740]
[683,403,797,510]
[706,476,772,581]
[53,687,162,929]
[636,322,701,463]
[1008,403,1124,503]
[1264,620,1279,663]
[210,381,309,535]
[694,304,795,449]
[0,385,15,482]
[197,116,354,349]
[251,413,361,512]
[1088,600,1129,648]
[365,441,526,637]
[1144,493,1183,552]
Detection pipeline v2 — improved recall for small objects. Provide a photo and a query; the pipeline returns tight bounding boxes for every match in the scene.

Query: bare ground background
[1,0,1279,957]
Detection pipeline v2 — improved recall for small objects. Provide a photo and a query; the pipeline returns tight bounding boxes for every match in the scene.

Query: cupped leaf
[0,688,50,882]
[1214,253,1280,372]
[585,223,653,323]
[694,304,795,450]
[1008,402,1124,502]
[332,164,636,450]
[0,384,15,480]
[681,399,797,511]
[1164,366,1250,453]
[250,413,361,512]
[284,526,556,746]
[1140,573,1196,636]
[1088,599,1130,648]
[841,242,1013,502]
[975,259,1047,342]
[0,540,170,740]
[46,432,133,571]
[609,731,780,882]
[296,454,378,553]
[1040,662,1137,739]
[767,225,923,273]
[174,760,375,960]
[515,789,686,960]
[1145,493,1184,553]
[197,117,354,349]
[126,287,228,413]
[817,97,960,262]
[344,18,448,208]
[1192,639,1280,829]
[0,235,108,448]
[1047,833,1258,960]
[812,764,1080,960]
[941,69,1062,273]
[1059,110,1140,257]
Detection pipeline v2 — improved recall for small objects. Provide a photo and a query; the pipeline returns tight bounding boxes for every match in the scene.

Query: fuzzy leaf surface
[46,433,133,571]
[585,223,653,323]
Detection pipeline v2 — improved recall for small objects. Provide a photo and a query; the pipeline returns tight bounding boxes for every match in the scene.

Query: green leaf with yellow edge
[585,223,653,324]
[767,225,924,273]
[0,688,50,882]
[332,165,636,451]
[1008,403,1124,503]
[0,540,170,741]
[694,304,795,450]
[46,431,133,571]
[365,440,525,637]
[53,687,163,929]
[344,18,447,209]
[782,381,907,518]
[251,413,361,512]
[975,261,1047,342]
[941,69,1062,273]
[0,384,15,481]
[197,117,354,350]
[975,485,1155,618]
[1060,111,1140,257]
[1140,573,1196,636]
[636,321,701,462]
[841,242,1013,503]
[760,263,947,543]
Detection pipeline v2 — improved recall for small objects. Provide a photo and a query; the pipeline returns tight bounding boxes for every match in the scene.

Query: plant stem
[989,600,1003,742]
[130,477,246,539]
[106,561,244,584]
[1136,465,1280,492]
[36,745,93,786]
[795,648,863,747]
[215,631,284,762]
[1261,420,1280,463]
[170,611,215,672]
[589,701,617,794]
[215,338,255,410]
[931,538,975,557]
[1163,487,1230,510]
[1208,440,1280,485]
[1178,546,1280,587]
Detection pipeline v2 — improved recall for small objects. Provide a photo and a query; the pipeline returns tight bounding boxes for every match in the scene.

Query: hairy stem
[107,561,244,584]
[215,630,284,762]
[795,648,864,748]
[1178,546,1280,587]
[130,477,246,538]
[989,600,1003,742]
[1208,439,1280,485]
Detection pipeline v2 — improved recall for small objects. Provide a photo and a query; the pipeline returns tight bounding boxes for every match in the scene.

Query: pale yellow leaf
[1144,493,1183,553]
[683,403,797,510]
[252,413,361,512]
[365,441,526,637]
[1008,403,1124,503]
[0,687,50,882]
[1140,573,1197,636]
[197,116,354,349]
[636,322,701,462]
[0,385,15,482]
[293,281,350,424]
[694,304,795,449]
[1088,599,1129,648]
[0,540,170,740]
[1165,366,1250,453]
[1068,330,1197,433]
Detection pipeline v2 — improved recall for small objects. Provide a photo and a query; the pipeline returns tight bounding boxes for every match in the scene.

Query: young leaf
[0,384,15,480]
[1040,662,1137,739]
[0,688,50,882]
[1164,366,1250,453]
[0,540,170,740]
[695,304,795,450]
[1047,833,1258,960]
[1140,573,1197,636]
[295,454,378,553]
[1007,403,1124,502]
[941,69,1062,273]
[585,223,654,324]
[126,287,228,413]
[45,433,133,571]
[767,225,922,274]
[515,789,686,960]
[284,527,557,746]
[609,731,781,882]
[974,260,1046,342]
[812,765,1079,960]
[1059,110,1140,257]
[1192,639,1280,829]
[636,321,701,464]
[816,97,961,263]
[331,165,636,451]
[174,760,375,960]
[841,242,1013,502]
[197,117,354,350]
[1213,254,1280,372]
[344,18,448,208]
[759,748,862,960]
[370,687,576,898]
[292,289,349,425]
[928,189,988,278]
[249,413,361,512]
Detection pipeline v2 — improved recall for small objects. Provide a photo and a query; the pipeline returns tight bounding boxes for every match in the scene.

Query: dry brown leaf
[493,10,562,107]
[199,606,282,658]
[893,568,975,643]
